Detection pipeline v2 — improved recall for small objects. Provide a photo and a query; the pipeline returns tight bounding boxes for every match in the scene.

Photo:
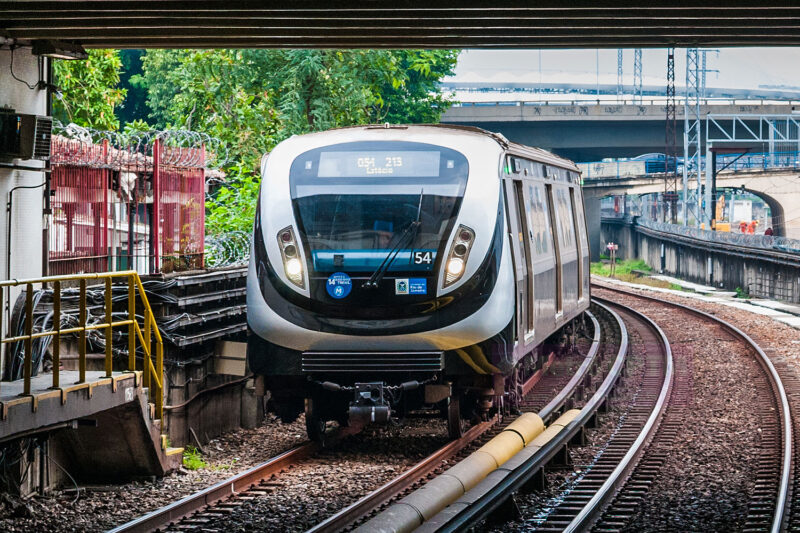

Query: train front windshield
[289,141,469,275]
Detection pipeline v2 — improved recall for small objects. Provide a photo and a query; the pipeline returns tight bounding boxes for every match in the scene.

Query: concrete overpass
[582,168,800,253]
[441,102,799,161]
[5,3,800,48]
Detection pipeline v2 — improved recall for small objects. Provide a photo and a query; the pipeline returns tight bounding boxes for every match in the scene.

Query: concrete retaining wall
[601,218,800,303]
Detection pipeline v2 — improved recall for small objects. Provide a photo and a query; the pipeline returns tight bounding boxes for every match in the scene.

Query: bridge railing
[450,98,800,108]
[716,150,800,172]
[581,149,800,180]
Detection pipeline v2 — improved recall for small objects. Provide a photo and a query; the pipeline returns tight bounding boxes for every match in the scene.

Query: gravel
[594,285,778,532]
[0,415,449,532]
[484,303,650,531]
[0,416,309,532]
[486,285,780,532]
[172,418,449,532]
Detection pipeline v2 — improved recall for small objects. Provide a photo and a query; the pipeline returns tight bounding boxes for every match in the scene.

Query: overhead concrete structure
[584,168,800,239]
[4,2,800,48]
[442,103,796,161]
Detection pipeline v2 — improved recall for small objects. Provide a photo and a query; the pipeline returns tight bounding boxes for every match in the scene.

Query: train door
[502,159,526,342]
[570,185,590,301]
[514,180,535,337]
[569,187,584,300]
[544,182,562,314]
[529,181,555,332]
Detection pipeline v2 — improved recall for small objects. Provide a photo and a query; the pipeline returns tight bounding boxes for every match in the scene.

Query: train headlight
[446,257,464,276]
[285,257,302,277]
[443,225,474,288]
[277,226,305,289]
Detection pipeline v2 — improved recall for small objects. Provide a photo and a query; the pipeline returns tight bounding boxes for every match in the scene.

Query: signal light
[277,226,305,289]
[443,225,474,288]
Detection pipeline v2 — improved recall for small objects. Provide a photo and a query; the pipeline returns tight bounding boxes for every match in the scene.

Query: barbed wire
[50,120,229,170]
[204,231,251,268]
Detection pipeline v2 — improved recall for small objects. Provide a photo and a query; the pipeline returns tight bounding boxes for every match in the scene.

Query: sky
[449,48,800,91]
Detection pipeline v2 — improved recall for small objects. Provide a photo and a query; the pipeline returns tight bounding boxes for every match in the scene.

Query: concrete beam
[443,103,795,123]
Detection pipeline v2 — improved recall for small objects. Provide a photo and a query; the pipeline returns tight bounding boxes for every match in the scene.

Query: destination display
[317,150,441,177]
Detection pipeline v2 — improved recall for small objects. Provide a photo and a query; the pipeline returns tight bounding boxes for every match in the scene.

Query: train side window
[527,183,542,255]
[536,184,549,255]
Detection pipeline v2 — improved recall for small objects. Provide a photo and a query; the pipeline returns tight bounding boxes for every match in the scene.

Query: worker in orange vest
[739,221,748,233]
[748,220,757,234]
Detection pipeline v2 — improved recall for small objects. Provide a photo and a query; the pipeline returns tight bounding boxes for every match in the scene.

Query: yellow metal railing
[0,271,164,419]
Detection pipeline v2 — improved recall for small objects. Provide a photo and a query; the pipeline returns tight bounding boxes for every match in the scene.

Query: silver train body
[247,124,590,438]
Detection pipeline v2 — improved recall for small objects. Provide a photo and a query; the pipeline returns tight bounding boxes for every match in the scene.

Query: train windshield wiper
[362,190,423,289]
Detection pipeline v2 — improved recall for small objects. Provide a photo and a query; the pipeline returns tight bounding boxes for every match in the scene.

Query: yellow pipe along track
[358,409,581,532]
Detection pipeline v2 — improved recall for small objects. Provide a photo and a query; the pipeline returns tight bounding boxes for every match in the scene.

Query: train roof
[318,123,580,173]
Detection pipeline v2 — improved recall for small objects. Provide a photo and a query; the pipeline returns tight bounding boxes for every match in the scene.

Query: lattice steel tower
[633,48,643,104]
[664,48,678,223]
[683,48,703,226]
[617,49,624,101]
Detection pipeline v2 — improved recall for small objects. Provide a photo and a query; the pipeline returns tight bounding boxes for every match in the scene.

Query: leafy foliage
[54,48,459,235]
[205,172,261,236]
[374,50,459,124]
[116,49,150,124]
[182,445,207,470]
[53,49,126,130]
[141,49,280,174]
[138,49,459,234]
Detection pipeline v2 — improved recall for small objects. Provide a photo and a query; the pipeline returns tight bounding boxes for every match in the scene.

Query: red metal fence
[48,133,206,276]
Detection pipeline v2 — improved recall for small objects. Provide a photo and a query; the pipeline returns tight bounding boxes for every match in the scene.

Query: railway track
[587,284,793,533]
[423,288,792,533]
[110,288,793,532]
[110,306,619,533]
[531,297,673,532]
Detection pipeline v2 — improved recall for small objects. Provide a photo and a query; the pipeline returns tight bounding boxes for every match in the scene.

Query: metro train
[247,124,591,441]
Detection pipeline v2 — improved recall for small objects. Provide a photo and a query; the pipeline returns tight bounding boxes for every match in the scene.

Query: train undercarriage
[250,316,587,442]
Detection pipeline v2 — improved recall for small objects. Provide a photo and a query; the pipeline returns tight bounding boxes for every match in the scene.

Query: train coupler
[348,382,391,424]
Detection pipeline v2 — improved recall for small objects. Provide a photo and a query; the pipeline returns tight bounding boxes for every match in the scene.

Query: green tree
[371,50,459,124]
[53,49,126,130]
[138,48,459,234]
[116,49,150,124]
[141,49,279,173]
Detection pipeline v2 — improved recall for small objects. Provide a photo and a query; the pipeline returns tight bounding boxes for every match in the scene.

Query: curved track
[111,311,608,533]
[587,284,793,533]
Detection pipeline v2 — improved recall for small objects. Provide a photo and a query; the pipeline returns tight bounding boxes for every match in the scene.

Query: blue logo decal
[408,278,427,295]
[326,272,352,299]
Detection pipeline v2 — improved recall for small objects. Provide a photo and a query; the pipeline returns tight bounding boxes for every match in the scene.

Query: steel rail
[562,296,674,532]
[307,309,603,533]
[114,308,604,533]
[107,445,319,533]
[593,282,793,533]
[426,300,636,531]
[538,310,601,423]
[108,426,361,533]
[305,417,496,533]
